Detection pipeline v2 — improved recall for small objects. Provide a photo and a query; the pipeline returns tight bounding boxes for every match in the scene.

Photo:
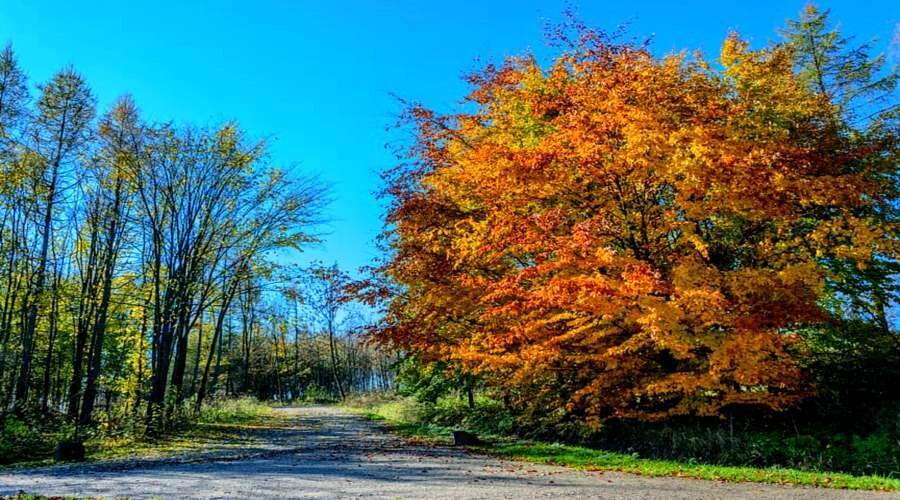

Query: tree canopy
[370,9,898,425]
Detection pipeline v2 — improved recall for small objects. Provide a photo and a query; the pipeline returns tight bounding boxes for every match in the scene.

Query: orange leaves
[374,22,893,426]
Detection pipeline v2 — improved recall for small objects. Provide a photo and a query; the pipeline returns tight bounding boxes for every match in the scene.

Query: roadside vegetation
[346,394,900,492]
[1,397,272,467]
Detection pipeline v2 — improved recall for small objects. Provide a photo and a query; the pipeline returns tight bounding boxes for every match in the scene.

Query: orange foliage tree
[371,20,897,424]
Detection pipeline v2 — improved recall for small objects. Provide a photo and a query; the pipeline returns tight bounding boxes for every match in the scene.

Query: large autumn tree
[373,14,897,424]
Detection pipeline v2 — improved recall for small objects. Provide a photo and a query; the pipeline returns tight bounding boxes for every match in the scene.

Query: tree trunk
[190,314,203,396]
[196,284,236,413]
[40,269,61,413]
[68,224,100,420]
[80,179,124,425]
[328,325,345,401]
[16,160,60,409]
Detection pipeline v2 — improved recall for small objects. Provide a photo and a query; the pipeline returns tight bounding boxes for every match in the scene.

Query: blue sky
[1,1,896,275]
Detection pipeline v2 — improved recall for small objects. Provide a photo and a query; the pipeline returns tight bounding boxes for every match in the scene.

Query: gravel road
[0,406,895,499]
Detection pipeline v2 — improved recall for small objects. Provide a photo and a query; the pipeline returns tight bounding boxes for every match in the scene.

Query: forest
[0,45,394,460]
[0,3,898,482]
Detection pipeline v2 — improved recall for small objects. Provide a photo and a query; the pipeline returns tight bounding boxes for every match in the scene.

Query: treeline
[368,4,899,465]
[232,264,397,404]
[0,46,391,443]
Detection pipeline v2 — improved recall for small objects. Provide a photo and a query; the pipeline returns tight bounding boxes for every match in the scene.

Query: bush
[0,412,66,464]
[295,386,341,404]
[414,395,516,437]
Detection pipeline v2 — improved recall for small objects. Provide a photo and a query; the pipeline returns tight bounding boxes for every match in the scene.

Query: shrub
[416,395,517,437]
[0,414,56,464]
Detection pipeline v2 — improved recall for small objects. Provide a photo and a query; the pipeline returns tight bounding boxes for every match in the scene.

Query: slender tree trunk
[68,224,100,420]
[196,285,236,413]
[16,160,60,409]
[190,314,203,396]
[145,236,169,431]
[328,323,345,401]
[132,297,148,418]
[40,269,61,413]
[168,308,190,419]
[0,216,20,389]
[212,319,225,395]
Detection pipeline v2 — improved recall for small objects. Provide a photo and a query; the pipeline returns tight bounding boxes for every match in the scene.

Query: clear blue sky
[1,1,896,275]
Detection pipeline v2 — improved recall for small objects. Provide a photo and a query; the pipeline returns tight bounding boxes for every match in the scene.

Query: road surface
[0,406,894,499]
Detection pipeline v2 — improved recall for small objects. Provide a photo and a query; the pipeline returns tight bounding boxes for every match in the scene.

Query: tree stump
[54,440,86,462]
[452,430,481,446]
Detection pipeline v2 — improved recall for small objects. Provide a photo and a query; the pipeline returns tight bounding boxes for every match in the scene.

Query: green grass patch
[197,396,274,424]
[345,395,900,492]
[491,441,900,492]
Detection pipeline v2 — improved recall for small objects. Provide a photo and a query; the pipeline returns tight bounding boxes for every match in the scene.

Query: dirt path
[0,406,894,499]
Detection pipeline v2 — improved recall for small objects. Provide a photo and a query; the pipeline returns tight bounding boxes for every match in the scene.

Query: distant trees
[0,46,389,435]
[371,7,898,425]
[302,264,354,401]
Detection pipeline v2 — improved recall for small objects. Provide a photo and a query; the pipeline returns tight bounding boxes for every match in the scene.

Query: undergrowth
[0,397,272,467]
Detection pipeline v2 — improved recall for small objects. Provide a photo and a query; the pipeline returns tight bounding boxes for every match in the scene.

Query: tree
[782,5,899,339]
[0,44,29,152]
[76,96,140,425]
[0,44,340,447]
[16,68,94,409]
[782,4,897,123]
[0,44,30,407]
[303,264,354,401]
[372,17,897,425]
[778,5,900,427]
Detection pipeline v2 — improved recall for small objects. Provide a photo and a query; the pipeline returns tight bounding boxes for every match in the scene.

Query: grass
[90,398,274,463]
[1,397,274,469]
[491,442,900,491]
[344,396,900,492]
[197,396,274,424]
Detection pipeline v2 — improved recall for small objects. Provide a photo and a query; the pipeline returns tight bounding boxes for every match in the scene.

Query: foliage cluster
[368,4,899,433]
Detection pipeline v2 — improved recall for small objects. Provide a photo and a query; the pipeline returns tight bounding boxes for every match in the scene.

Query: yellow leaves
[633,300,693,360]
[777,262,823,290]
[720,33,750,68]
[684,232,710,259]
